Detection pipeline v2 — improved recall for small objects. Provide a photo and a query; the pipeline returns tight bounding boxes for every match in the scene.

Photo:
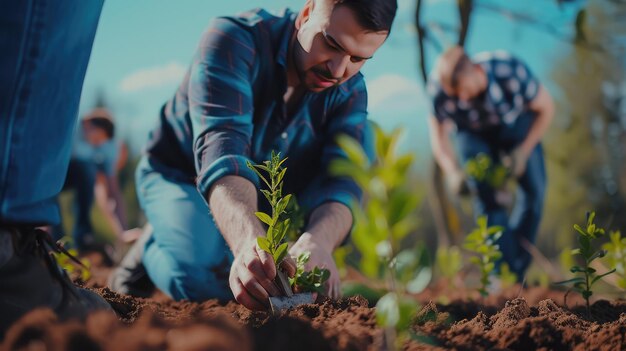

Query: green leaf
[376,293,399,328]
[336,134,368,167]
[588,250,607,261]
[255,212,273,226]
[257,237,271,254]
[274,242,289,264]
[591,268,617,285]
[554,277,585,285]
[570,266,585,273]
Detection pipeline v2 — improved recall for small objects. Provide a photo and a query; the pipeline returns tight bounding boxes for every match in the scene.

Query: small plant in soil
[53,248,91,282]
[247,152,291,268]
[290,252,330,294]
[463,215,504,297]
[465,153,509,189]
[435,245,462,288]
[247,152,330,296]
[556,212,616,316]
[602,230,626,290]
[331,125,428,351]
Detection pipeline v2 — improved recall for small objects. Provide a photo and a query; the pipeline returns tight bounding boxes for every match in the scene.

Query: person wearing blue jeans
[0,0,110,336]
[427,47,555,280]
[54,109,124,251]
[110,0,398,310]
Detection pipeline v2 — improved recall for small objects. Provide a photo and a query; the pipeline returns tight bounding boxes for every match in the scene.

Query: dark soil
[3,284,625,351]
[2,254,625,351]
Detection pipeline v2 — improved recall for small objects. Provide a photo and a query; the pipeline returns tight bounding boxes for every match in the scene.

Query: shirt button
[281,132,288,139]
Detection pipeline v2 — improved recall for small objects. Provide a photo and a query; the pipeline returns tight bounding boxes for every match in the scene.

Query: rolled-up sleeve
[188,18,260,199]
[301,78,374,212]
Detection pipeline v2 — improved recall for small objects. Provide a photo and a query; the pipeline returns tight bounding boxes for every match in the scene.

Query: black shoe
[0,227,112,338]
[108,226,155,298]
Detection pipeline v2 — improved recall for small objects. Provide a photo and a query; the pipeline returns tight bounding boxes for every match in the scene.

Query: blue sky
[79,0,583,157]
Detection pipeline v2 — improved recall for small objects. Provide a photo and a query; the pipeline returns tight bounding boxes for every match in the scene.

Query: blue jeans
[136,156,233,301]
[0,0,103,226]
[457,113,546,280]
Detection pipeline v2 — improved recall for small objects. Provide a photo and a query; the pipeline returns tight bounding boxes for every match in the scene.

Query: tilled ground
[2,283,625,351]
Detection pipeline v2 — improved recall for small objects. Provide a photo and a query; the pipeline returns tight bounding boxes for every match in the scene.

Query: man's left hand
[508,147,531,178]
[289,232,340,299]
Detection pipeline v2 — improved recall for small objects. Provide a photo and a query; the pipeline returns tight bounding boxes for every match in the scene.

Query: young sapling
[247,151,332,298]
[556,212,616,315]
[463,215,504,297]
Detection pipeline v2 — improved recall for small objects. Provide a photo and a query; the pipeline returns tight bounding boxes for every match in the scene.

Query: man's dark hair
[84,116,115,139]
[336,0,397,34]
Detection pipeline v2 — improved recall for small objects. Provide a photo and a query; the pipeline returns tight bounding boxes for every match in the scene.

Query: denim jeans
[0,0,103,226]
[136,156,233,301]
[457,113,546,280]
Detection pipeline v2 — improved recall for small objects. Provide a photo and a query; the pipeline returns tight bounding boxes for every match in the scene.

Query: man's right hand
[228,240,296,310]
[446,168,469,196]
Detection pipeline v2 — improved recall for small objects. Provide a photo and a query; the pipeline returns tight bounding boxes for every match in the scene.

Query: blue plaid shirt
[145,8,373,213]
[428,51,540,131]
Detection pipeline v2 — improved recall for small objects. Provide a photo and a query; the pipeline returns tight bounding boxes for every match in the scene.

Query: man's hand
[289,232,340,299]
[505,147,531,178]
[446,167,469,195]
[228,238,296,310]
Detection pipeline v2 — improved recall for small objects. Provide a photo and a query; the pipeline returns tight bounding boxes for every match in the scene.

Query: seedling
[247,152,331,310]
[331,125,426,351]
[435,245,462,287]
[246,152,291,269]
[465,153,509,189]
[290,252,330,294]
[52,248,92,282]
[463,216,504,297]
[555,212,616,316]
[602,230,626,290]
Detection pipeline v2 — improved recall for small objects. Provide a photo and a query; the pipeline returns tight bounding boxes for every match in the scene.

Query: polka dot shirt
[428,51,540,131]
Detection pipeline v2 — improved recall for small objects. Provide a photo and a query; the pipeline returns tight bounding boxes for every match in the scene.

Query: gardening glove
[229,239,296,311]
[289,232,341,300]
[446,167,469,196]
[504,147,531,178]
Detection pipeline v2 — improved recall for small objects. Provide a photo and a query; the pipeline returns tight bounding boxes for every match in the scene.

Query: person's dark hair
[84,116,115,139]
[336,0,397,34]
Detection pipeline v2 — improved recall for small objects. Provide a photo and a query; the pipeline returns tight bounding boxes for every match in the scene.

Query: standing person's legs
[0,0,103,225]
[508,144,546,279]
[0,0,108,337]
[457,131,514,270]
[65,159,97,249]
[457,131,509,227]
[136,157,233,302]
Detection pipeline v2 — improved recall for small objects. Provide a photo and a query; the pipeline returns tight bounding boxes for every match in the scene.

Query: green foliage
[463,216,504,297]
[246,151,292,266]
[283,195,306,242]
[248,152,332,294]
[435,245,462,285]
[393,245,432,294]
[376,292,419,334]
[52,248,91,282]
[555,212,616,315]
[331,125,426,350]
[289,252,330,294]
[498,263,518,289]
[602,230,626,290]
[465,153,509,189]
[331,126,421,281]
